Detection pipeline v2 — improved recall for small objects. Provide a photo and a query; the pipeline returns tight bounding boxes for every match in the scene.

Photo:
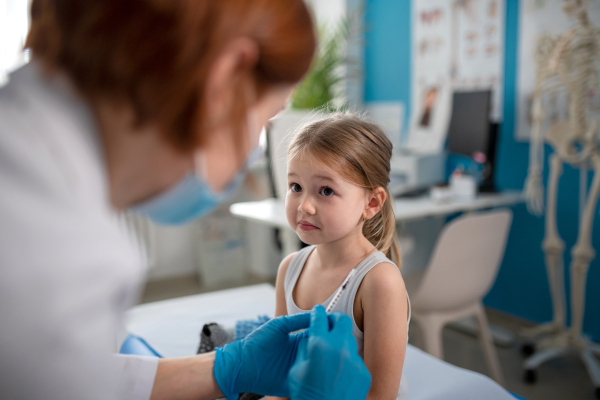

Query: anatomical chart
[451,0,505,121]
[409,0,505,153]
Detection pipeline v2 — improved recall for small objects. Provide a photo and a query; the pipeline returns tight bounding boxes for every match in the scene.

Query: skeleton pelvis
[545,120,573,152]
[545,120,599,162]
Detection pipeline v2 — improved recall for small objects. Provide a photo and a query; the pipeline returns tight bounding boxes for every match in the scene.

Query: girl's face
[285,155,370,245]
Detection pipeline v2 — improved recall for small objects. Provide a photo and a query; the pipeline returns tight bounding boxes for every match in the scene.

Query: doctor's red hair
[25,0,316,153]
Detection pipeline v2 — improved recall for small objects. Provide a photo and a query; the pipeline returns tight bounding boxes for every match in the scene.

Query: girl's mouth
[298,221,319,231]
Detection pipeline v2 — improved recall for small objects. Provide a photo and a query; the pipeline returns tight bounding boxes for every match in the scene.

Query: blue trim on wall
[363,0,412,135]
[363,0,600,342]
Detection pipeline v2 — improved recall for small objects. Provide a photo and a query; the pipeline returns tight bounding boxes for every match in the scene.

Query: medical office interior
[2,0,600,399]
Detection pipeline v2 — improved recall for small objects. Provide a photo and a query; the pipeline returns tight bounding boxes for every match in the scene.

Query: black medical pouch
[197,323,263,400]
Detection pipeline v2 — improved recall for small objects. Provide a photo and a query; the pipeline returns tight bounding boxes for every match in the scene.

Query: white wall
[307,0,346,27]
[0,0,30,85]
[147,222,199,280]
[306,0,364,108]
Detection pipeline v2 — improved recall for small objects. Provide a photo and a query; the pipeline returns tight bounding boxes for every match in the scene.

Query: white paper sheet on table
[125,284,276,357]
[404,346,515,400]
[125,283,517,400]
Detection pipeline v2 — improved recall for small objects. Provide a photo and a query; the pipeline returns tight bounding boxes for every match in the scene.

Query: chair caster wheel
[595,387,600,399]
[520,343,535,357]
[524,369,537,384]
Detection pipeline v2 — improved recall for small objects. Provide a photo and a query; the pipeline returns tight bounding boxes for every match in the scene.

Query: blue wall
[363,0,412,133]
[364,0,600,341]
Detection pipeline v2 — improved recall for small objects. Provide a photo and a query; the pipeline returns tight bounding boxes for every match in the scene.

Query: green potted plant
[290,21,349,110]
[268,17,359,201]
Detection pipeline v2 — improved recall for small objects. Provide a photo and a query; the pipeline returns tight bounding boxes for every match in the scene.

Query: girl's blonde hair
[287,112,401,265]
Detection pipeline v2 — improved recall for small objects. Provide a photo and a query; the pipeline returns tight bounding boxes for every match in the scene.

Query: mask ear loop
[247,108,262,149]
[194,108,261,191]
[194,150,210,182]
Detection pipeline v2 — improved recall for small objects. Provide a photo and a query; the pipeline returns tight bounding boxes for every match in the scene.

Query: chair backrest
[267,111,324,199]
[411,209,512,312]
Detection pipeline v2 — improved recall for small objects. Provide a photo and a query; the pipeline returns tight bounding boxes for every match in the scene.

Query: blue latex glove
[214,313,310,399]
[289,305,372,400]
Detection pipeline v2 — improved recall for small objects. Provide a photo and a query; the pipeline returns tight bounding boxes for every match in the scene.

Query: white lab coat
[0,62,158,399]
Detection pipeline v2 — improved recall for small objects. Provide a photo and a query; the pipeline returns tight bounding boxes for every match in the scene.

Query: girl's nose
[298,194,316,215]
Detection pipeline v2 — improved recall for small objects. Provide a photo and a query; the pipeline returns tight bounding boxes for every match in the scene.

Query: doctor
[0,0,371,399]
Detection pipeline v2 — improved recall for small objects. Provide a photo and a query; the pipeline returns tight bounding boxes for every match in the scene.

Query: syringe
[325,269,357,313]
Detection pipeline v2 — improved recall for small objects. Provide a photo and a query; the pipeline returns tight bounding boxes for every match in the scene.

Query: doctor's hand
[289,305,372,400]
[214,313,310,399]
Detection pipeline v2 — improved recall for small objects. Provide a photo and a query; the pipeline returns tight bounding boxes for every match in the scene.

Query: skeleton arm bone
[525,35,563,215]
[525,79,547,216]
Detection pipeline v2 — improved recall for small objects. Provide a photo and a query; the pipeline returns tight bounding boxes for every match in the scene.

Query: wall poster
[408,0,505,153]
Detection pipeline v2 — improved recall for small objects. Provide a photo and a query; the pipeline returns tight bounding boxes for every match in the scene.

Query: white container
[430,185,453,203]
[450,174,477,200]
[195,207,247,287]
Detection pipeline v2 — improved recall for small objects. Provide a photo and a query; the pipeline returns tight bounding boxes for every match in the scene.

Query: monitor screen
[446,90,492,158]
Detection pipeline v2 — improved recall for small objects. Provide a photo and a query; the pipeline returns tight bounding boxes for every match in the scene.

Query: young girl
[268,112,410,400]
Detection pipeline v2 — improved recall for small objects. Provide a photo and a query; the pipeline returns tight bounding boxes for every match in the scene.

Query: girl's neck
[313,226,376,271]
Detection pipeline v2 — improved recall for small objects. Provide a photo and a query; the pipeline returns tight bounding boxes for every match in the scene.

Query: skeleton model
[522,0,600,395]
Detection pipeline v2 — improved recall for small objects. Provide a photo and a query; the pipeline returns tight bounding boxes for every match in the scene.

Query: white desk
[230,191,524,229]
[391,191,524,221]
[230,191,524,256]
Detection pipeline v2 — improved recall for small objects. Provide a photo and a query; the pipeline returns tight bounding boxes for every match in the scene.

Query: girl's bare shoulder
[278,252,298,276]
[360,262,406,300]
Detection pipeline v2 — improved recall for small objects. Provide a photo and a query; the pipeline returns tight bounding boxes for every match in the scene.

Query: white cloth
[125,284,517,400]
[284,246,410,400]
[403,346,516,400]
[0,62,158,400]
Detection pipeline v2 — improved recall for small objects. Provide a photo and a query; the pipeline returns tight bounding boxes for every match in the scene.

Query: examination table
[123,284,525,400]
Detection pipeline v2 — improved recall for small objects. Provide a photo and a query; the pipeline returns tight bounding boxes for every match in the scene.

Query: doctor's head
[25,0,316,208]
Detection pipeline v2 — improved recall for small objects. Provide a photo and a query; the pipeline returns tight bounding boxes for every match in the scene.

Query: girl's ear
[363,187,387,220]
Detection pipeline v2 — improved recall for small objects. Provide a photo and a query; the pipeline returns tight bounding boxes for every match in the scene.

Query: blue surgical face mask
[131,147,260,225]
[131,112,262,225]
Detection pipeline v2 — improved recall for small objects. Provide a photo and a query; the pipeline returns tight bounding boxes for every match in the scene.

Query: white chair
[405,209,512,387]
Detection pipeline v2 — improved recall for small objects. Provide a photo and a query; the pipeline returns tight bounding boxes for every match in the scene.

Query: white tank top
[284,245,410,400]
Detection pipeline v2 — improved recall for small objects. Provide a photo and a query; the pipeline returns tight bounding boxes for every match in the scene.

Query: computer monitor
[447,90,492,157]
[446,90,498,192]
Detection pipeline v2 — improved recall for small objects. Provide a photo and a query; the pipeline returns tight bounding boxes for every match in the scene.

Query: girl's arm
[274,252,295,317]
[360,262,409,400]
[264,252,296,400]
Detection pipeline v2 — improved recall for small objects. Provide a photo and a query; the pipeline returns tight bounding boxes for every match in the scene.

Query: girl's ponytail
[363,189,401,266]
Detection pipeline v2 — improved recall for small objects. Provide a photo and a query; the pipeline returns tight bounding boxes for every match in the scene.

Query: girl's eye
[290,183,302,193]
[320,186,335,197]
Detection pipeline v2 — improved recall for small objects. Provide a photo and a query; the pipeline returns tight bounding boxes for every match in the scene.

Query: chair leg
[475,303,506,386]
[417,315,445,360]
